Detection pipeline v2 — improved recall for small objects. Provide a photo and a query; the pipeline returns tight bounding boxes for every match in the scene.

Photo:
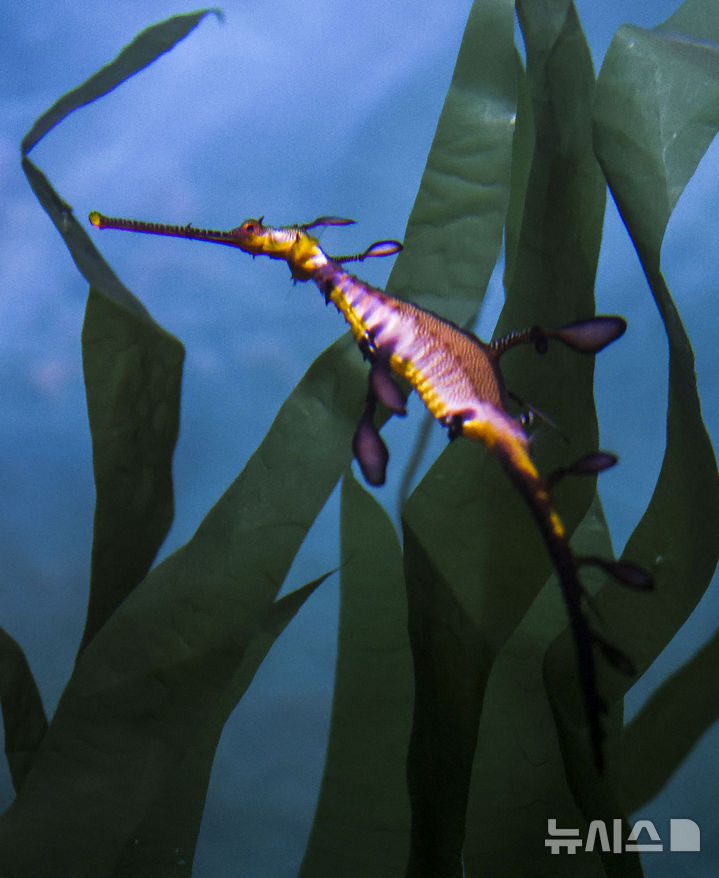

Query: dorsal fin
[301,216,356,230]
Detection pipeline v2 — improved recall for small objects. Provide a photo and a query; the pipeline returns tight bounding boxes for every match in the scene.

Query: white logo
[545,818,700,854]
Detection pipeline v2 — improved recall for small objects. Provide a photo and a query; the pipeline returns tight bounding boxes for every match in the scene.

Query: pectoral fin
[550,316,626,353]
[491,315,627,359]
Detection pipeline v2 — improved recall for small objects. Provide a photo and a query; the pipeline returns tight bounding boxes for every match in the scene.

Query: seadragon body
[89,210,651,769]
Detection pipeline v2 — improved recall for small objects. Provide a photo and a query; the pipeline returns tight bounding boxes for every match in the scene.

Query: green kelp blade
[20,19,194,647]
[300,472,413,878]
[405,3,610,873]
[109,573,330,877]
[79,288,183,650]
[547,0,719,807]
[22,10,220,155]
[0,330,366,877]
[0,627,48,792]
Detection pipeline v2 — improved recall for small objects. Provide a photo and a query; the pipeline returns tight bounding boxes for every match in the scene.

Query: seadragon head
[88,211,350,281]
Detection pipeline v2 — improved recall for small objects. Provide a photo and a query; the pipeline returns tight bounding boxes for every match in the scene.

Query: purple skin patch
[370,362,406,415]
[352,416,389,486]
[552,316,627,353]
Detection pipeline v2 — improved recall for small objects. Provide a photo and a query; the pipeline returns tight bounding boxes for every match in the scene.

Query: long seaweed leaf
[21,10,220,155]
[403,2,609,873]
[107,574,330,877]
[299,472,412,877]
[545,0,719,816]
[0,628,48,793]
[387,0,517,324]
[79,287,183,650]
[2,12,366,874]
[464,496,616,878]
[21,14,195,648]
[0,326,368,876]
[621,626,719,814]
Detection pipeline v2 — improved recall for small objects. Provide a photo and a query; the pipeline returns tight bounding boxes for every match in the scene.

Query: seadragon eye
[236,217,265,236]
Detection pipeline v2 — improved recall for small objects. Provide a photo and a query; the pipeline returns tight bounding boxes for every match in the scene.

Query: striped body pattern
[89,210,652,770]
[313,263,509,421]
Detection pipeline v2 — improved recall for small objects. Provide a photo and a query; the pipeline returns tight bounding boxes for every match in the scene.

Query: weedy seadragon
[89,210,652,770]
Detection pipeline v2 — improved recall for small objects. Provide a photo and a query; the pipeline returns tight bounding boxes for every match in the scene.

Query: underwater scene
[1,1,718,875]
